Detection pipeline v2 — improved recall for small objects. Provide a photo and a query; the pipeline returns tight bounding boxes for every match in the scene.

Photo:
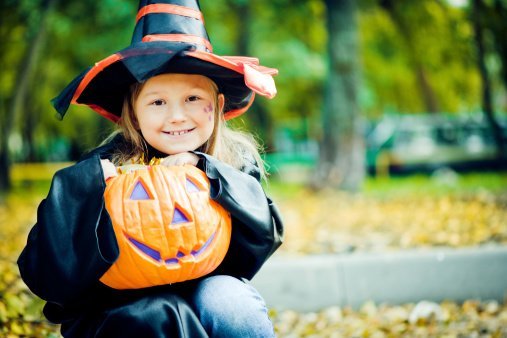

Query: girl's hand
[101,159,118,181]
[161,152,199,166]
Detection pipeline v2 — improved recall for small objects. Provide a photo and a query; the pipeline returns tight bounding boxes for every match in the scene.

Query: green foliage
[360,1,482,117]
[2,0,507,163]
[252,0,327,123]
[202,0,327,126]
[1,0,136,163]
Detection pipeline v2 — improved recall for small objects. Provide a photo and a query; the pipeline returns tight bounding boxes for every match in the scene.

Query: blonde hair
[106,77,266,178]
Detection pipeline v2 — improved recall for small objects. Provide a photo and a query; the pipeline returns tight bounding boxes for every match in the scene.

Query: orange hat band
[136,4,204,24]
[142,34,213,53]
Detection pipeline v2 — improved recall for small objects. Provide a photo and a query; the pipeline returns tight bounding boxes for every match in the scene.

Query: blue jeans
[189,275,275,338]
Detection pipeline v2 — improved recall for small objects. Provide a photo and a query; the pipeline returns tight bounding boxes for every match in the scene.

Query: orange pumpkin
[99,164,232,289]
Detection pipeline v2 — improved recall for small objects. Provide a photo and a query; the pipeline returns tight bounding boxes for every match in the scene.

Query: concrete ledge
[251,246,507,312]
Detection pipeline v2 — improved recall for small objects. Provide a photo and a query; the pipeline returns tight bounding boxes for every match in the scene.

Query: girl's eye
[151,99,165,106]
[186,95,200,102]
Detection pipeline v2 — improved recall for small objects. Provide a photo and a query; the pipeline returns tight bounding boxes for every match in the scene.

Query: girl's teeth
[168,130,189,135]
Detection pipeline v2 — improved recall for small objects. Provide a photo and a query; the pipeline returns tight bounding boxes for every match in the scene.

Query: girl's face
[135,73,224,156]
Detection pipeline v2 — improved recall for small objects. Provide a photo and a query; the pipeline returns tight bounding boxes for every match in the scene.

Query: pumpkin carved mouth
[126,231,217,265]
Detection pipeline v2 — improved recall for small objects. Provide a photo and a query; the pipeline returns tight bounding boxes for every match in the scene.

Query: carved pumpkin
[99,164,232,289]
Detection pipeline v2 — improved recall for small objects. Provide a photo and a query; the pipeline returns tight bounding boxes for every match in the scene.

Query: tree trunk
[313,0,364,191]
[0,0,57,192]
[471,0,506,161]
[491,0,507,108]
[22,95,40,162]
[415,63,439,114]
[0,98,8,192]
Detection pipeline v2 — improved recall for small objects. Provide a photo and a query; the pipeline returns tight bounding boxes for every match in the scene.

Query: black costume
[18,135,283,337]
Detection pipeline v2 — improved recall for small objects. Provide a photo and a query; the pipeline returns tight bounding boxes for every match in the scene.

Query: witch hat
[52,0,278,122]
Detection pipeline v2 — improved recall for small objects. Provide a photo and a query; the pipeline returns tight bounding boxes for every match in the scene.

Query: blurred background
[1,0,507,336]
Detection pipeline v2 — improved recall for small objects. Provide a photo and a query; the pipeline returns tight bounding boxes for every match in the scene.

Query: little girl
[18,1,283,337]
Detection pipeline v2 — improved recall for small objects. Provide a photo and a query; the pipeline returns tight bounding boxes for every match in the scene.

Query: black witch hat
[52,0,278,122]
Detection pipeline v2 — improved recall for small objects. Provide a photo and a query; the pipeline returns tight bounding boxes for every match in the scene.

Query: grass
[265,170,507,199]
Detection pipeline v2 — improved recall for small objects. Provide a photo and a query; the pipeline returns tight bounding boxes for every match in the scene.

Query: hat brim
[53,41,277,122]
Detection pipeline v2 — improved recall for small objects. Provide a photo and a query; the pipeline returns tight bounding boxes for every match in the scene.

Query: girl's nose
[166,105,186,123]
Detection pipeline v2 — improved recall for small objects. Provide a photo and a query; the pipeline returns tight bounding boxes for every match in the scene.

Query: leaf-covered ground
[271,300,507,337]
[0,184,59,337]
[1,171,506,337]
[275,190,507,255]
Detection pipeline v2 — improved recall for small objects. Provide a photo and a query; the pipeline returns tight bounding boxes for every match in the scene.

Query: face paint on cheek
[203,103,213,121]
[203,103,213,113]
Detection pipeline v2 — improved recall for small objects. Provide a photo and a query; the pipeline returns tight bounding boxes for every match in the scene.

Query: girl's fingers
[162,153,198,166]
[101,159,118,180]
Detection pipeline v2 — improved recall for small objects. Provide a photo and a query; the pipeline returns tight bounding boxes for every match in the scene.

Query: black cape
[17,135,283,337]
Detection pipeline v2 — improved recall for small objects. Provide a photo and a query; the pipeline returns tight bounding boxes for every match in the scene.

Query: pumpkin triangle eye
[172,206,189,224]
[130,181,152,200]
[186,177,201,193]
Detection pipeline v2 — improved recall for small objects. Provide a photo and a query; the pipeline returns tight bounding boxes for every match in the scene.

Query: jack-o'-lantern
[99,164,232,289]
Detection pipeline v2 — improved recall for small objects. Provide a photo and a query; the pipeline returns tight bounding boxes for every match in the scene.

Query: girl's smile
[135,73,224,156]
